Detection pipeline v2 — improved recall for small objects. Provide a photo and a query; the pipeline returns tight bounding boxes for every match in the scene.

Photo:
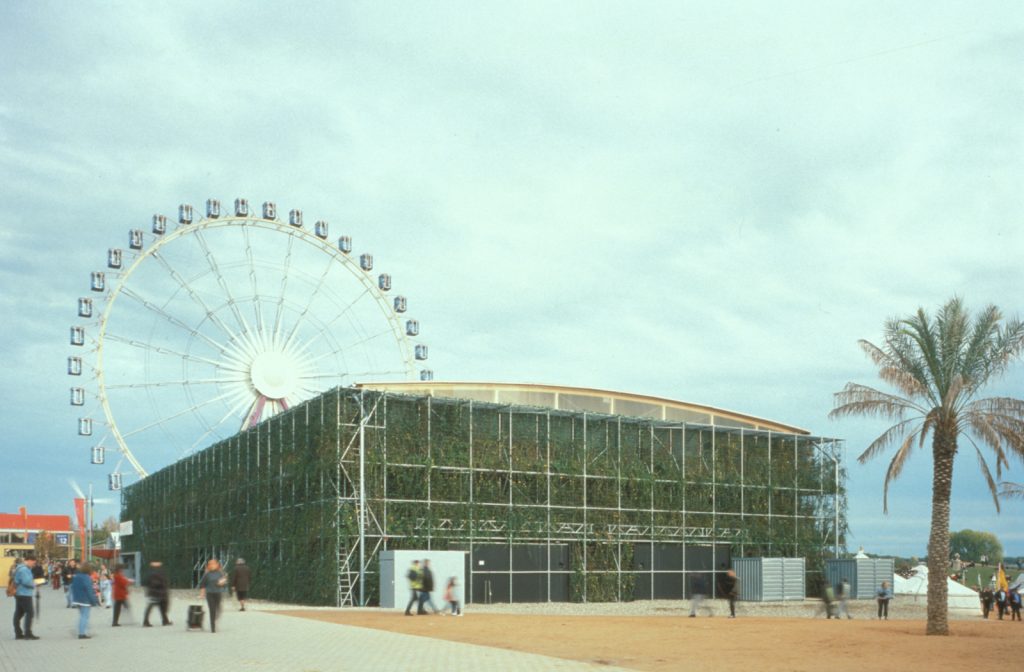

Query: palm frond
[901,307,946,398]
[968,440,1001,512]
[999,481,1024,499]
[961,304,1003,387]
[942,374,968,415]
[935,298,968,388]
[830,383,924,421]
[985,316,1024,383]
[882,431,919,514]
[855,416,925,464]
[964,400,1024,469]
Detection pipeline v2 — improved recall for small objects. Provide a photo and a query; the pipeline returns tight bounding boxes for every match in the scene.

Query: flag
[74,498,86,560]
[997,563,1009,592]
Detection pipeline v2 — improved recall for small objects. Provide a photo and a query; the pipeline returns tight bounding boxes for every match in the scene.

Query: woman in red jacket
[111,564,133,626]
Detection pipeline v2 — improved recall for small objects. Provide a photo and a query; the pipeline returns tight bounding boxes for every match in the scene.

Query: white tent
[893,563,980,611]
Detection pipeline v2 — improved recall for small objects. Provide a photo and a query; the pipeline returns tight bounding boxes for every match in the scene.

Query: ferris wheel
[68,198,432,488]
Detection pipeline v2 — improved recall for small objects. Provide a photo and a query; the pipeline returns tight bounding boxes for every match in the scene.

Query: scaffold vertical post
[359,388,367,607]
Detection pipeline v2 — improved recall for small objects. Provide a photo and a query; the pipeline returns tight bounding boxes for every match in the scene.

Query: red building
[1,512,73,585]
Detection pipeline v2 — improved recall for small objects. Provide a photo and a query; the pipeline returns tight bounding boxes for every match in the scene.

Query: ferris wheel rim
[78,204,424,484]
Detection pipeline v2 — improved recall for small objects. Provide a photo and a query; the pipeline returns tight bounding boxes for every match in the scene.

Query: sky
[2,1,1023,558]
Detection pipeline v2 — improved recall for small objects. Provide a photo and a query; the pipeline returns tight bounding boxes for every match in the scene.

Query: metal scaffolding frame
[121,387,845,606]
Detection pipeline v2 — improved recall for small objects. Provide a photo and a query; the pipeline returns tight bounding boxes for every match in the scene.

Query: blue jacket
[13,564,35,597]
[70,572,99,606]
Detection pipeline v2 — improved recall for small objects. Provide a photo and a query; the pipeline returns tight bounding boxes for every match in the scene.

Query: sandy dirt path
[278,610,1019,672]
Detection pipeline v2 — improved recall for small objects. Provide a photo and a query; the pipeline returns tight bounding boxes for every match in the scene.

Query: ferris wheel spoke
[117,286,230,356]
[106,377,248,390]
[193,228,258,351]
[299,286,373,351]
[272,234,295,347]
[307,327,395,366]
[282,248,346,350]
[120,388,239,440]
[184,392,256,456]
[242,225,266,336]
[300,369,405,380]
[151,250,240,344]
[103,332,226,369]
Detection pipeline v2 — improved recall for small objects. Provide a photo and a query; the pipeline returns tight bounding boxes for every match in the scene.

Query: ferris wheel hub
[250,350,300,400]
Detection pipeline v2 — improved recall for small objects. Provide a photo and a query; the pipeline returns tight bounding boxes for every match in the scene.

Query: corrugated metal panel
[855,561,876,598]
[861,558,894,599]
[762,558,784,600]
[782,558,806,600]
[826,558,895,599]
[733,558,763,601]
[733,558,805,601]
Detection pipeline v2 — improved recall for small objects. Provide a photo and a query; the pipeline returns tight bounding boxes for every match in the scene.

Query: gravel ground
[164,587,983,620]
[466,597,985,620]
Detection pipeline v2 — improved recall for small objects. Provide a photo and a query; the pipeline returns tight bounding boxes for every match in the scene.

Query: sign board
[55,534,69,545]
[119,520,133,537]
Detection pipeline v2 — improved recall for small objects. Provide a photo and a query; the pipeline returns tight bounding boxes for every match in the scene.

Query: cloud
[2,3,1024,555]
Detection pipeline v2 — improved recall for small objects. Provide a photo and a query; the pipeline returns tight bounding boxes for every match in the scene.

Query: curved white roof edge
[355,380,812,435]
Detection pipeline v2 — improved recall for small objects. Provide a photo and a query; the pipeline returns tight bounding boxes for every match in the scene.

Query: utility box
[732,557,805,601]
[379,550,466,610]
[825,558,894,599]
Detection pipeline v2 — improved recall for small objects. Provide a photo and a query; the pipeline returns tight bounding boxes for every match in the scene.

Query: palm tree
[830,298,1024,635]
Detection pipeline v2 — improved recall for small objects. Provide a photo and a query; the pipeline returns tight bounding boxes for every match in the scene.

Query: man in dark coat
[721,569,740,618]
[231,558,252,611]
[62,559,77,608]
[142,561,172,626]
[417,559,440,614]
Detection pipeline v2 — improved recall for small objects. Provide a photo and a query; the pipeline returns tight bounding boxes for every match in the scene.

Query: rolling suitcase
[187,604,205,630]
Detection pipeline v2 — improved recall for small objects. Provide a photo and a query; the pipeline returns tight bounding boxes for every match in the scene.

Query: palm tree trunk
[926,431,955,635]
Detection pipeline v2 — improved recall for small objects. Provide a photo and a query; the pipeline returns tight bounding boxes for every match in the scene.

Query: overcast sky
[2,2,1023,558]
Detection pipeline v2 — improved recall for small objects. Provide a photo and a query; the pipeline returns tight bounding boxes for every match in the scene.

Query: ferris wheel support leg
[246,395,268,429]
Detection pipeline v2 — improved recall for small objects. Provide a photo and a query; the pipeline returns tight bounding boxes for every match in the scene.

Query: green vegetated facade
[121,387,846,606]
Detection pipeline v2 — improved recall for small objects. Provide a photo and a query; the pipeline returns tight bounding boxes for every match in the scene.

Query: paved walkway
[2,587,629,672]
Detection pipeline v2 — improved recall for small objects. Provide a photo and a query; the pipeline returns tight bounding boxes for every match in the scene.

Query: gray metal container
[732,557,806,601]
[825,558,894,599]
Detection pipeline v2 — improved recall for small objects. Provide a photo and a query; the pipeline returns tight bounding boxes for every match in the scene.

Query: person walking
[875,581,892,620]
[31,557,46,621]
[979,586,994,618]
[721,569,740,618]
[70,562,100,639]
[111,564,132,626]
[995,588,1008,620]
[230,558,252,612]
[403,560,422,616]
[816,584,836,618]
[142,561,172,627]
[443,577,462,616]
[836,578,853,619]
[62,559,77,608]
[689,573,713,618]
[50,561,62,590]
[417,559,440,615]
[99,565,112,608]
[11,554,39,640]
[198,559,228,633]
